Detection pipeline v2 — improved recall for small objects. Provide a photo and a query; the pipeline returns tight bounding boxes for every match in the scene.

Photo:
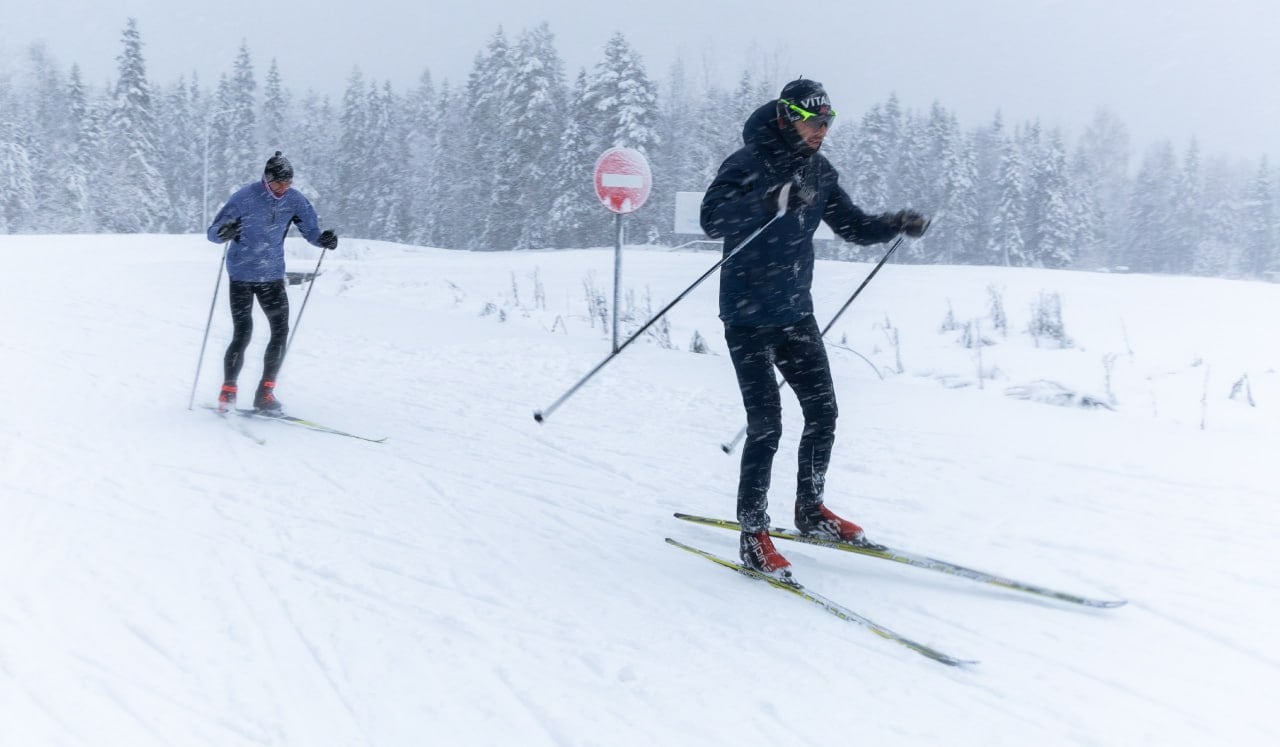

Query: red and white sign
[593,147,652,214]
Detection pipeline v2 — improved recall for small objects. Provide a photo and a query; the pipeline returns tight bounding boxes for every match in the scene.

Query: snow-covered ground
[2,233,1278,746]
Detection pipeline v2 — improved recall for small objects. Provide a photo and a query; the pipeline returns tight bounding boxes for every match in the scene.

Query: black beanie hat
[777,78,832,122]
[264,151,293,182]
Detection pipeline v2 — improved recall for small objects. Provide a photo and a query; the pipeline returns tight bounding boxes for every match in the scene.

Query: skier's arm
[822,179,900,246]
[291,197,324,246]
[700,155,777,239]
[207,194,242,244]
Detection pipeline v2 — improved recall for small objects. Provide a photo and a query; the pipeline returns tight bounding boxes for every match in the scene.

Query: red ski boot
[217,384,237,413]
[796,504,866,543]
[740,530,792,577]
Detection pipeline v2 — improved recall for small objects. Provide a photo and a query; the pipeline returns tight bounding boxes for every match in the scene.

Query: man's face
[793,118,829,152]
[267,179,291,198]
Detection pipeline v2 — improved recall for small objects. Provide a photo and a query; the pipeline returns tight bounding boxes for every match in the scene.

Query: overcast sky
[3,0,1276,163]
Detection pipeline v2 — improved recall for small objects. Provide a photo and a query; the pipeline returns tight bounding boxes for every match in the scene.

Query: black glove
[889,210,929,237]
[318,229,338,250]
[216,218,242,242]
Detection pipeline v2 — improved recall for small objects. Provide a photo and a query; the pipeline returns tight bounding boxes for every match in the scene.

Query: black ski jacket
[701,101,899,326]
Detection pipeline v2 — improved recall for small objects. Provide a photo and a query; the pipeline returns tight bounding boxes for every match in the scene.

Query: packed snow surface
[2,234,1277,746]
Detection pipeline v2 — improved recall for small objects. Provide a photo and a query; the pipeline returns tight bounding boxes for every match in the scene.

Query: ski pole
[187,242,231,410]
[535,186,791,424]
[721,233,908,454]
[282,244,330,366]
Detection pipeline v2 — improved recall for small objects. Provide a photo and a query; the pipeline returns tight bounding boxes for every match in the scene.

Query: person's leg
[255,281,291,382]
[223,281,255,384]
[724,325,785,532]
[776,316,865,541]
[773,315,838,512]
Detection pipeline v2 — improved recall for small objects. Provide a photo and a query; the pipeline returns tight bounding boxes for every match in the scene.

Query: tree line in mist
[0,18,1276,278]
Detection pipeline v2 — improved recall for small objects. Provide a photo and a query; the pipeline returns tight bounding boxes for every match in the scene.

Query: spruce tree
[367,81,412,242]
[0,122,35,232]
[428,81,477,248]
[548,70,603,248]
[1193,161,1241,276]
[849,102,895,213]
[506,23,568,250]
[1076,109,1131,268]
[987,133,1028,266]
[464,28,517,250]
[1169,140,1204,275]
[937,137,981,264]
[224,43,260,186]
[157,78,202,231]
[1241,158,1275,277]
[969,111,1006,261]
[261,60,290,156]
[101,18,168,232]
[1125,142,1178,273]
[289,92,337,216]
[65,65,97,232]
[404,69,439,246]
[333,69,373,236]
[1029,132,1076,268]
[20,44,71,231]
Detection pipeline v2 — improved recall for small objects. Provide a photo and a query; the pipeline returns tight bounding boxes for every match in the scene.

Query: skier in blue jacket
[701,78,928,576]
[206,151,338,413]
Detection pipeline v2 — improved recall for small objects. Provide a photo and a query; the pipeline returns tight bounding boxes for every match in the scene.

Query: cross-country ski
[674,513,1126,608]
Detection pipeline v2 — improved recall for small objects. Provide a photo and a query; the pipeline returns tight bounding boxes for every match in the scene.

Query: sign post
[593,147,652,352]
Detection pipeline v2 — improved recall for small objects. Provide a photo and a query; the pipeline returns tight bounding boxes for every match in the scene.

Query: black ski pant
[223,280,290,386]
[725,314,838,533]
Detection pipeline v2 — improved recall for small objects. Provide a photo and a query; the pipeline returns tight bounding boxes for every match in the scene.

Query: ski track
[2,236,1278,745]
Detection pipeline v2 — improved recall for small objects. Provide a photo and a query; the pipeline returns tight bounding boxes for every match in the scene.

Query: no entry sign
[594,147,652,214]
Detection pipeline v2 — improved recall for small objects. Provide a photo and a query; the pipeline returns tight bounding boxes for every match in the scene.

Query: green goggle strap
[779,98,837,122]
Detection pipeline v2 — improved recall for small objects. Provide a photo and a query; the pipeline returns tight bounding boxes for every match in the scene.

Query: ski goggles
[779,98,837,126]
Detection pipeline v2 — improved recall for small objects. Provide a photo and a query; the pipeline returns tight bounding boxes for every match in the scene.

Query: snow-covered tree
[288,91,337,218]
[98,18,168,232]
[1192,159,1240,277]
[156,78,202,231]
[969,111,1006,261]
[204,43,260,212]
[0,121,35,232]
[427,81,477,248]
[548,70,602,248]
[365,81,411,242]
[504,23,568,250]
[892,115,932,264]
[1075,109,1131,268]
[1169,140,1204,275]
[848,102,895,214]
[63,65,98,232]
[936,137,981,264]
[332,69,374,236]
[987,133,1028,266]
[404,69,439,246]
[261,59,290,155]
[456,28,517,249]
[1240,157,1275,277]
[1028,132,1076,268]
[1124,141,1178,273]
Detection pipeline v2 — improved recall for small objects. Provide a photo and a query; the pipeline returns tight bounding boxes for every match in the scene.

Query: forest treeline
[0,19,1275,277]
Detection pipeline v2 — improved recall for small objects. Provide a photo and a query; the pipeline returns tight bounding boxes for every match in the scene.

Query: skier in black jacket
[701,78,928,576]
